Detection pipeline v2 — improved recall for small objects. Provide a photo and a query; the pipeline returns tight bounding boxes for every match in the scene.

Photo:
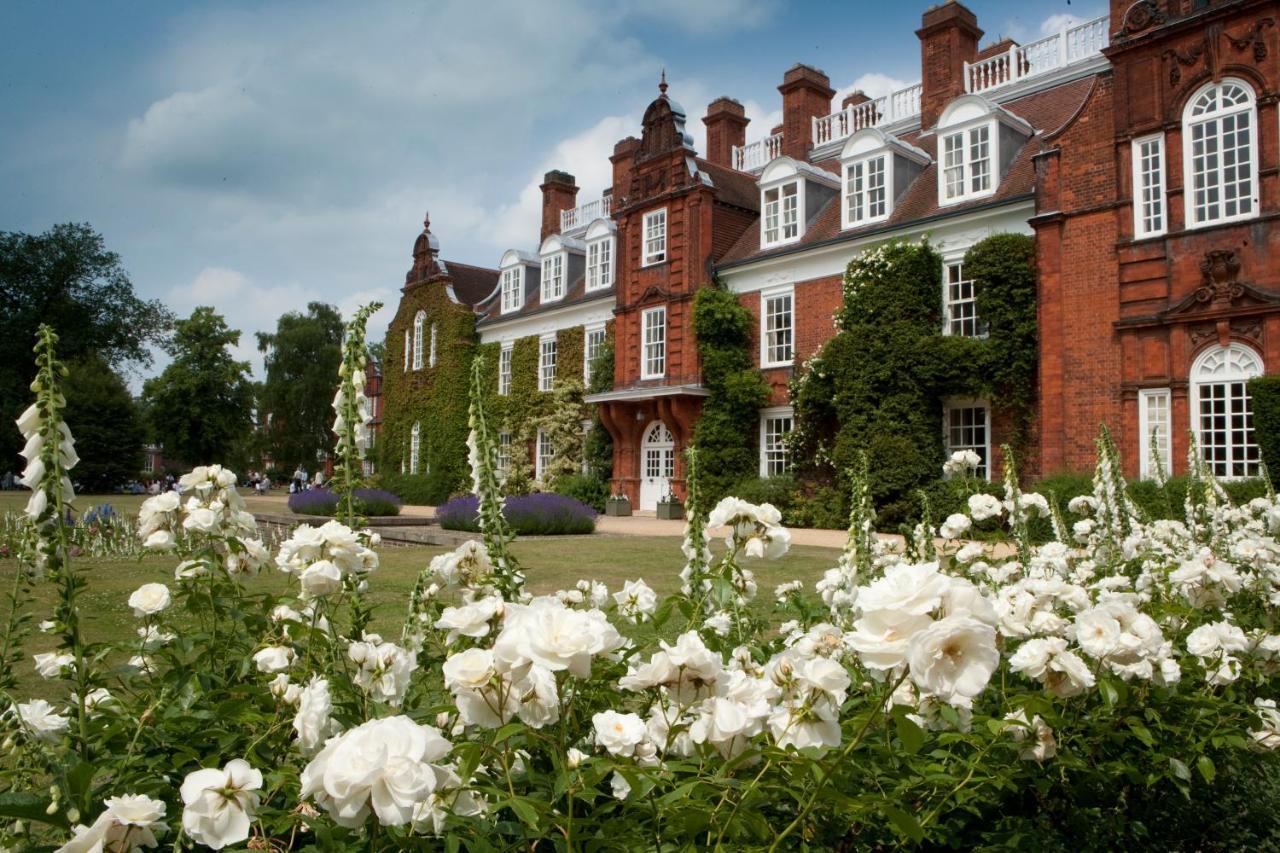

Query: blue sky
[0,0,1100,380]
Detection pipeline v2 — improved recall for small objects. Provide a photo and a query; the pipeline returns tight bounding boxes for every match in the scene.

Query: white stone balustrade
[811,82,924,148]
[732,132,783,172]
[560,196,612,234]
[964,14,1108,95]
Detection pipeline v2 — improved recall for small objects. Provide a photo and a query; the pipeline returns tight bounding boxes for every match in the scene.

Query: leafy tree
[256,302,344,472]
[62,354,145,492]
[0,223,172,465]
[142,307,256,469]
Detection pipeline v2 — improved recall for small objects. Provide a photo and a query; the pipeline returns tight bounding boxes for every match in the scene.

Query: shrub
[287,487,403,517]
[376,470,455,506]
[552,473,609,512]
[437,492,597,535]
[1250,375,1280,484]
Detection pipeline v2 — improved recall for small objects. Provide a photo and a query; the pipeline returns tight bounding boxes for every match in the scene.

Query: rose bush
[3,324,1280,849]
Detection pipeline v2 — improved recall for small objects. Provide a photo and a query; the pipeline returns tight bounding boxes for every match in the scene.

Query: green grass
[0,491,286,517]
[0,517,841,699]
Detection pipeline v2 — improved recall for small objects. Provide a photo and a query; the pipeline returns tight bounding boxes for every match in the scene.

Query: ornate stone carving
[1163,39,1207,87]
[1118,1,1166,39]
[1226,17,1275,63]
[1195,249,1245,306]
[1234,318,1264,343]
[1189,323,1217,347]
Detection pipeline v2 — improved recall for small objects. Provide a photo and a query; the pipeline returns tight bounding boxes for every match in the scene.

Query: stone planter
[656,500,684,520]
[605,497,632,517]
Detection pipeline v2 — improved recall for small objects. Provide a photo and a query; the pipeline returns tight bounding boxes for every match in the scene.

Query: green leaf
[882,804,925,843]
[503,797,539,827]
[492,722,524,745]
[1100,679,1120,707]
[895,712,926,754]
[1197,755,1216,784]
[1169,757,1191,782]
[0,792,70,829]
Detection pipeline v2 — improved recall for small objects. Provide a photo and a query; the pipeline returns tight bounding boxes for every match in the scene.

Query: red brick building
[385,0,1280,509]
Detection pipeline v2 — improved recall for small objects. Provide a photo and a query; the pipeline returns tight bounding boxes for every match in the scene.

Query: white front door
[639,421,675,511]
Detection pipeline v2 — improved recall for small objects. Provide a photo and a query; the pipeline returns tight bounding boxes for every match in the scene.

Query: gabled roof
[716,76,1096,268]
[445,262,501,307]
[473,269,612,327]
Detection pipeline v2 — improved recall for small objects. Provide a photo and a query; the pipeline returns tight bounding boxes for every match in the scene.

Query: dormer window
[500,266,523,313]
[838,129,928,230]
[584,219,616,292]
[935,95,1030,207]
[541,253,565,302]
[758,157,839,250]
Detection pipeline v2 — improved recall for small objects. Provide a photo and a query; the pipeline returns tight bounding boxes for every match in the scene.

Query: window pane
[945,405,989,479]
[764,292,794,364]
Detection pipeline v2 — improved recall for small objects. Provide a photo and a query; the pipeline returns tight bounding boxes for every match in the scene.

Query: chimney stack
[540,170,578,242]
[702,97,749,169]
[916,0,983,130]
[778,64,835,160]
[610,137,641,204]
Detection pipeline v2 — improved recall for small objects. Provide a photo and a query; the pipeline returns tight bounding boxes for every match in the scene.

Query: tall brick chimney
[778,64,835,160]
[702,97,749,169]
[916,0,983,130]
[610,137,641,203]
[540,170,578,242]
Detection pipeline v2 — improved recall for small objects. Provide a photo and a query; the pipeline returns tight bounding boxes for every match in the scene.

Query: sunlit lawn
[0,493,841,699]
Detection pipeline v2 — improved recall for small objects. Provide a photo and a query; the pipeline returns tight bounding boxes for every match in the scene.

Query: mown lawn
[0,494,842,699]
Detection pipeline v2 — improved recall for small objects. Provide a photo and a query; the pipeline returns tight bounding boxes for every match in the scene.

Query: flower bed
[436,492,597,535]
[287,487,402,517]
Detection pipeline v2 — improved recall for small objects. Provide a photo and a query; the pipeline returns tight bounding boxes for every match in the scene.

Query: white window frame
[409,422,421,475]
[642,208,667,266]
[535,428,553,482]
[939,121,994,205]
[942,258,986,338]
[584,323,606,385]
[539,335,557,392]
[428,323,437,367]
[760,286,795,367]
[541,252,566,303]
[500,266,524,314]
[585,236,614,292]
[402,329,410,372]
[1132,133,1167,238]
[1183,78,1259,229]
[1138,388,1172,480]
[497,431,511,481]
[498,344,513,396]
[943,399,991,481]
[412,311,426,370]
[842,153,889,227]
[641,307,666,379]
[759,406,794,477]
[762,180,802,248]
[1191,343,1262,479]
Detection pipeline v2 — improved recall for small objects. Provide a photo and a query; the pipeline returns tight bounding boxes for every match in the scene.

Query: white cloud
[832,72,912,113]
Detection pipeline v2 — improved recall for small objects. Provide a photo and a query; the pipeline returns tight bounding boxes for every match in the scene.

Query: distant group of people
[289,466,324,494]
[0,467,329,497]
[246,471,270,496]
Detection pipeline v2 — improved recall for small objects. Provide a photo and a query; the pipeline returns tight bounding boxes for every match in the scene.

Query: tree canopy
[0,223,172,466]
[256,302,344,472]
[142,307,256,470]
[63,354,145,492]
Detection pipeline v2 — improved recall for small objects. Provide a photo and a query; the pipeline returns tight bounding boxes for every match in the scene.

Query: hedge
[1249,375,1280,484]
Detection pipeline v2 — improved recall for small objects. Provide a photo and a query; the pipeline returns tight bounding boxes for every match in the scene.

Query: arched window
[409,422,421,475]
[412,311,426,370]
[1183,79,1257,227]
[429,323,438,368]
[1191,343,1262,478]
[403,329,410,372]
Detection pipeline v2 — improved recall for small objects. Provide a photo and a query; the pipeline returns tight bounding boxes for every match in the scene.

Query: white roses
[127,583,171,618]
[180,759,263,849]
[55,794,166,853]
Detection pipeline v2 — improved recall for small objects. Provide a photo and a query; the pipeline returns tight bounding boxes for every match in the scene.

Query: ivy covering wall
[789,235,1037,523]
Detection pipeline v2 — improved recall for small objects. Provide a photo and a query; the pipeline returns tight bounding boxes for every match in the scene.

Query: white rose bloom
[967,493,1003,521]
[127,583,171,618]
[592,710,648,757]
[1253,698,1280,749]
[939,513,972,540]
[613,579,658,623]
[443,648,496,693]
[493,598,623,678]
[705,611,732,637]
[1067,495,1097,515]
[858,562,951,618]
[566,747,589,769]
[435,596,502,644]
[610,771,632,800]
[143,529,176,551]
[1006,711,1057,762]
[906,615,999,704]
[846,608,934,671]
[253,645,295,674]
[294,677,340,755]
[33,651,75,679]
[299,560,343,598]
[55,793,167,853]
[300,716,452,828]
[180,759,263,850]
[16,698,71,742]
[349,637,418,706]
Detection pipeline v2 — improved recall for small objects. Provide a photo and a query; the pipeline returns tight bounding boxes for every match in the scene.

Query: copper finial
[659,69,668,95]
[423,211,431,232]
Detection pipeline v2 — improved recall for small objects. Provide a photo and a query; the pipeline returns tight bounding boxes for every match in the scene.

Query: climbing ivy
[692,285,770,504]
[789,234,1037,524]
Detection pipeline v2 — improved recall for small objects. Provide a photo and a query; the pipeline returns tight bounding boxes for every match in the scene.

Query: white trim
[409,421,422,475]
[942,398,991,482]
[1190,342,1263,479]
[761,179,804,248]
[584,322,607,385]
[402,329,410,372]
[1131,133,1167,238]
[412,310,426,370]
[541,251,567,303]
[1138,387,1172,480]
[758,406,794,477]
[1182,78,1259,230]
[500,265,524,314]
[535,428,552,482]
[584,384,709,404]
[759,285,795,368]
[428,323,437,367]
[642,208,667,267]
[841,152,891,229]
[498,344,513,396]
[538,334,557,392]
[477,294,615,345]
[941,256,985,338]
[585,235,614,292]
[938,120,996,206]
[641,306,667,379]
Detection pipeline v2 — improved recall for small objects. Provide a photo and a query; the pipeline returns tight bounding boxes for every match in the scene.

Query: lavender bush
[437,492,597,535]
[287,487,403,517]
